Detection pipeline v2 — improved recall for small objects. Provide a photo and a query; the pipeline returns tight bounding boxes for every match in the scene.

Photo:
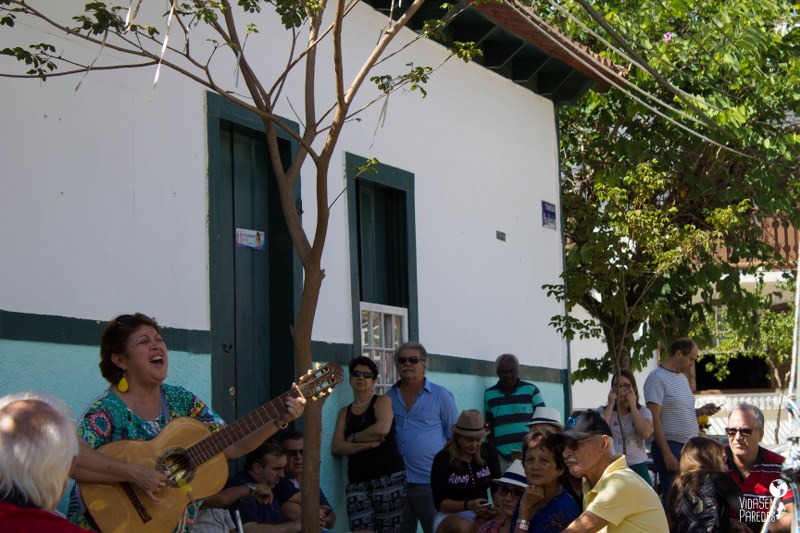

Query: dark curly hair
[99,313,160,385]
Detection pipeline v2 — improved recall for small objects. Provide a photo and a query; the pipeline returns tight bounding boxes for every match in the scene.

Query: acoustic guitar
[80,363,343,533]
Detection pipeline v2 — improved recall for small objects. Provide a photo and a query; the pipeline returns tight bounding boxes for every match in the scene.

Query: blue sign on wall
[542,201,557,230]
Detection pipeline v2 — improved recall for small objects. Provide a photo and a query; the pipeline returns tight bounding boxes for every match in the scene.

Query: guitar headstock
[297,363,344,401]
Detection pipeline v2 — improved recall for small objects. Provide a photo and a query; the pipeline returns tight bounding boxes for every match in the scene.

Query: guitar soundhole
[156,447,196,488]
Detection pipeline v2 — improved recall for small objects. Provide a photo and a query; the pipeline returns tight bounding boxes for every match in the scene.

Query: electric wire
[540,0,725,117]
[568,0,734,140]
[503,0,751,157]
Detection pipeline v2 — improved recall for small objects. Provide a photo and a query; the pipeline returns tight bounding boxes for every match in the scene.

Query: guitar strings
[162,369,337,480]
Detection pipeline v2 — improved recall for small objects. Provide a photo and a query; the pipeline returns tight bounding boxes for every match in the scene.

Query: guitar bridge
[156,447,196,488]
[121,482,152,523]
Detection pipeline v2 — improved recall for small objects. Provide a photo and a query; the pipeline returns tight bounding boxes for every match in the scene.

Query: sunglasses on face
[397,356,421,365]
[495,485,526,499]
[286,449,303,457]
[725,427,755,437]
[350,370,374,379]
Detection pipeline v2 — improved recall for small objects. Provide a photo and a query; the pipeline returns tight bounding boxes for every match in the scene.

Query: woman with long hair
[599,369,653,483]
[666,436,747,533]
[331,356,406,533]
[431,409,501,533]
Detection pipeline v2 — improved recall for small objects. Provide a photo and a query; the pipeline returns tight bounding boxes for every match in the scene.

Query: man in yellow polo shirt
[547,410,668,533]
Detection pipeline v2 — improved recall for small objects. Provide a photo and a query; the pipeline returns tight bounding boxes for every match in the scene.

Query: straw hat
[524,406,564,429]
[492,459,527,488]
[450,409,489,438]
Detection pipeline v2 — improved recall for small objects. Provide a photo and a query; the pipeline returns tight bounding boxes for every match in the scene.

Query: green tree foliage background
[540,0,800,381]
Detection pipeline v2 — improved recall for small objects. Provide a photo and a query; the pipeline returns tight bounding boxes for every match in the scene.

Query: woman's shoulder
[708,470,739,491]
[432,446,450,464]
[371,394,392,411]
[79,389,123,419]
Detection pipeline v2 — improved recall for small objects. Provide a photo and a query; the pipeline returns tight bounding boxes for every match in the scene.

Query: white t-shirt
[596,406,653,465]
[643,366,698,443]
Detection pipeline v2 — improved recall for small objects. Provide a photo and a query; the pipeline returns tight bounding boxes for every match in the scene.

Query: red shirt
[0,501,87,533]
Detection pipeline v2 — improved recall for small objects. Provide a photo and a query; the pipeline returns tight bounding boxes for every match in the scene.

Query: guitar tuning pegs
[312,396,319,401]
[307,369,313,375]
[315,362,321,369]
[318,391,326,397]
[327,387,333,393]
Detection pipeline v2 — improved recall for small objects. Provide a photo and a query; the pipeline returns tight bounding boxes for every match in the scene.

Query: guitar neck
[185,389,298,466]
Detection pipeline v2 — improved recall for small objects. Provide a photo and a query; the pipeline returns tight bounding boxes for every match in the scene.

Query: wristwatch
[246,483,257,496]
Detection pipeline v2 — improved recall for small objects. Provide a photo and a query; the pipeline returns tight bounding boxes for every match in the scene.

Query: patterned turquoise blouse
[68,384,225,532]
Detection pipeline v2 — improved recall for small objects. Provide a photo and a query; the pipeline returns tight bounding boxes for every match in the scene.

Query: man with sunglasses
[275,431,335,531]
[386,342,459,533]
[547,410,667,533]
[724,403,794,532]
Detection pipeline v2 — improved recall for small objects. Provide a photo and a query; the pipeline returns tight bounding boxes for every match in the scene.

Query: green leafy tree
[699,276,796,443]
[0,1,477,529]
[541,0,800,381]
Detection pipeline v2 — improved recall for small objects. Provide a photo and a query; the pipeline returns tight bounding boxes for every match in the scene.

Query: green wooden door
[210,119,296,424]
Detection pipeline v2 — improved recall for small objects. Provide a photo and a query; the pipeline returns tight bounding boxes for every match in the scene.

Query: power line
[502,0,752,157]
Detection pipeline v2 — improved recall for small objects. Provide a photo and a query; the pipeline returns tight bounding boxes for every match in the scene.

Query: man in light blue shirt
[386,341,458,533]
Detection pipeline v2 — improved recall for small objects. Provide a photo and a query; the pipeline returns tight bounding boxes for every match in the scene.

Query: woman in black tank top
[332,357,406,532]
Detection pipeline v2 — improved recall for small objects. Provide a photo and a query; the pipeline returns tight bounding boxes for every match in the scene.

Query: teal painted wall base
[319,369,566,533]
[0,311,568,530]
[0,339,212,420]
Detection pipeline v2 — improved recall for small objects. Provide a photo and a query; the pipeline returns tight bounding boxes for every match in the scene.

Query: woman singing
[68,313,305,531]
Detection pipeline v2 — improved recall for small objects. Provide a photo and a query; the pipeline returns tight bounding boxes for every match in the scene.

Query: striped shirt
[484,380,544,458]
[643,366,698,443]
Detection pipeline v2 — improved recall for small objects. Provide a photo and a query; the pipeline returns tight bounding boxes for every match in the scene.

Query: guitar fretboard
[184,388,300,467]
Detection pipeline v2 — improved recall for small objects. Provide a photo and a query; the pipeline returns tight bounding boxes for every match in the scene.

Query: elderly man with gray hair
[484,353,545,470]
[386,341,459,533]
[724,402,794,532]
[0,391,85,532]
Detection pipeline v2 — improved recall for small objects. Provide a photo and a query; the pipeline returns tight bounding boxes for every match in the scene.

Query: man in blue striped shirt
[484,354,545,469]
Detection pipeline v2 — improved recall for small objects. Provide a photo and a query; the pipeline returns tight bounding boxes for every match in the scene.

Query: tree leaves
[545,0,800,382]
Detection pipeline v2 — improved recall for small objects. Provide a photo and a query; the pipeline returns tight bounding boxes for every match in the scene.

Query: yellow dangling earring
[118,373,129,393]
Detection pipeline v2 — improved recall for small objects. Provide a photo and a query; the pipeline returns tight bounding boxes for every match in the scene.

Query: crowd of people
[0,316,795,533]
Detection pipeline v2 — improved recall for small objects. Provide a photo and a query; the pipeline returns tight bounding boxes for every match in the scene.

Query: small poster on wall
[542,201,557,230]
[236,228,266,251]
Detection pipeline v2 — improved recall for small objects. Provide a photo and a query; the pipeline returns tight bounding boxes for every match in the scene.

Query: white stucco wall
[0,4,566,368]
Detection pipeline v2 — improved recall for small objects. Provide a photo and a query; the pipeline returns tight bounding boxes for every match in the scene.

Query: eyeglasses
[495,485,526,499]
[350,370,374,379]
[286,449,303,457]
[613,383,633,389]
[397,356,422,365]
[725,427,755,437]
